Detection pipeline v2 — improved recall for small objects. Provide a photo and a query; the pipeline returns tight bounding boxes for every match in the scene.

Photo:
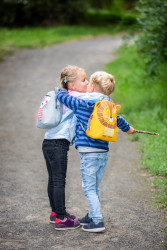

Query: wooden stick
[135,130,159,136]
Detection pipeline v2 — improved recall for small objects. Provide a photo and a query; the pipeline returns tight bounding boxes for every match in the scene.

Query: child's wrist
[126,126,136,134]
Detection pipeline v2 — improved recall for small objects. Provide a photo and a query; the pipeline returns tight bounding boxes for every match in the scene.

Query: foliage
[88,0,138,11]
[85,0,138,26]
[136,0,167,75]
[0,0,138,27]
[106,44,167,207]
[0,0,88,26]
[85,9,138,26]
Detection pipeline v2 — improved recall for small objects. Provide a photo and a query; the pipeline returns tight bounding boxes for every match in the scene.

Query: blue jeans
[80,152,108,223]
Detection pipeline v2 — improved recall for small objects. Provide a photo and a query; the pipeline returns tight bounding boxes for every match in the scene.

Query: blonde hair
[89,71,115,95]
[60,65,85,90]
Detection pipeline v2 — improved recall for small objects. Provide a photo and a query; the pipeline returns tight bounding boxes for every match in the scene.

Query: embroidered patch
[38,107,43,120]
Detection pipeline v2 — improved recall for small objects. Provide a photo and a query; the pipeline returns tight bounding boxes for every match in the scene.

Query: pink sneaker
[55,217,80,230]
[66,212,76,220]
[50,212,57,223]
[50,211,76,223]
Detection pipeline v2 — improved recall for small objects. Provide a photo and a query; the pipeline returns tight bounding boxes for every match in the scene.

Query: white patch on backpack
[38,95,51,121]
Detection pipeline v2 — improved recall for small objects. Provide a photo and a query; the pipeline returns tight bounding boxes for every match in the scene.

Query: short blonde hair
[89,71,115,95]
[60,65,85,90]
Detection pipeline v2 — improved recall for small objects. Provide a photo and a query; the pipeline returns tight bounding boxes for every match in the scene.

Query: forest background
[0,0,166,221]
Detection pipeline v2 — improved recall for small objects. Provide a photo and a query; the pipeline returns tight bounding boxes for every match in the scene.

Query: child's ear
[116,105,121,112]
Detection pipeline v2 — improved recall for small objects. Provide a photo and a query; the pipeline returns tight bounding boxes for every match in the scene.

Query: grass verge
[0,25,136,61]
[106,44,167,208]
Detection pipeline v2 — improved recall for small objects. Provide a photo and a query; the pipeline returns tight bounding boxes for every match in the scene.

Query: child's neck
[93,90,106,95]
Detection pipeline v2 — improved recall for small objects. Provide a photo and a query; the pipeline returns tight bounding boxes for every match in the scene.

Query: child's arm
[57,89,94,113]
[117,115,136,134]
[126,126,136,134]
[117,115,130,132]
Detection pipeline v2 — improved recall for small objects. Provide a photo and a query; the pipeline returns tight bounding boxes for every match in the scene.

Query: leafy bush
[136,0,167,74]
[85,9,137,26]
[85,9,121,25]
[0,0,138,27]
[0,0,88,27]
[88,0,138,11]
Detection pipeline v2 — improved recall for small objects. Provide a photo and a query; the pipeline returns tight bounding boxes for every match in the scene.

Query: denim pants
[80,152,108,223]
[42,139,70,219]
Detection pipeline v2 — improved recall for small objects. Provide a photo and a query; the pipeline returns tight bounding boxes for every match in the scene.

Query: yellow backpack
[86,100,121,142]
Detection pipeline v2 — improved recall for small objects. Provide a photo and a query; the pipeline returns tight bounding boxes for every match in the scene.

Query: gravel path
[0,35,166,249]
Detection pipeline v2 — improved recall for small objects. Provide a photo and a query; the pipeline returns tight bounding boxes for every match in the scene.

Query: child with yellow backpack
[57,71,136,233]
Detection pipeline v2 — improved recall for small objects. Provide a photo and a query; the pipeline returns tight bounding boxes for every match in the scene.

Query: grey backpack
[37,88,63,129]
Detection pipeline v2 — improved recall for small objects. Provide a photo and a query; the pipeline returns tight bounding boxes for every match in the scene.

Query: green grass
[0,25,134,60]
[106,44,167,208]
[153,178,167,208]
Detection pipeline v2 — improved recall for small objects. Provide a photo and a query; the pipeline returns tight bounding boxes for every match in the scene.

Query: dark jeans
[42,139,70,219]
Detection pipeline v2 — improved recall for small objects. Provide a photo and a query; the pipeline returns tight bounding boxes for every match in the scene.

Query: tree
[0,0,88,26]
[136,0,167,74]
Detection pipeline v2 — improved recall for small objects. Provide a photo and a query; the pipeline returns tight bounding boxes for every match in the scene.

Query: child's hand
[126,126,136,134]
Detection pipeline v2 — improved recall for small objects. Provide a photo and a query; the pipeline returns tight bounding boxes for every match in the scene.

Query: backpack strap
[55,87,74,122]
[63,112,74,122]
[55,87,60,109]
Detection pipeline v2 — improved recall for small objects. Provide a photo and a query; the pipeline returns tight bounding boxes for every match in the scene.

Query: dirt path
[0,35,166,249]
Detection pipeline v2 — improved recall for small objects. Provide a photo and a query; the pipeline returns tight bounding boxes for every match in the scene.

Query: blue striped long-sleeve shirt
[57,89,130,151]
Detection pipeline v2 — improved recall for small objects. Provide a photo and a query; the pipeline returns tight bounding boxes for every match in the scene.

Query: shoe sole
[80,222,89,226]
[55,224,81,231]
[50,220,56,224]
[82,226,105,233]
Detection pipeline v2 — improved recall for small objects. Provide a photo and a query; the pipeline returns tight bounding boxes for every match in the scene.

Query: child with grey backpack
[42,65,89,230]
